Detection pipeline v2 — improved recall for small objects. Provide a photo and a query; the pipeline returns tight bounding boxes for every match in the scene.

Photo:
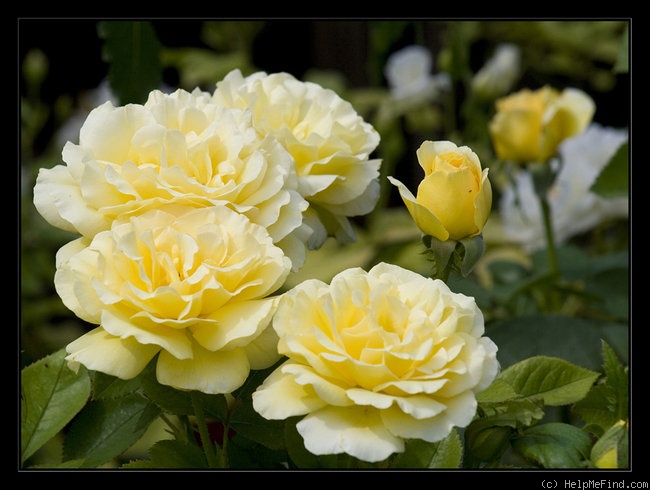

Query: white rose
[384,45,451,102]
[213,69,381,248]
[472,43,522,99]
[59,205,292,394]
[252,262,499,463]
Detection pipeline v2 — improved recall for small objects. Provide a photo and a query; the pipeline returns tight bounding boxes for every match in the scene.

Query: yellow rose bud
[388,140,492,241]
[489,86,595,163]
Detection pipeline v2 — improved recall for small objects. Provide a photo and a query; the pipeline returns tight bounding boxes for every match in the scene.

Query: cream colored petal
[376,378,449,396]
[368,261,429,284]
[394,394,449,419]
[381,391,476,442]
[101,309,194,360]
[33,164,110,237]
[318,168,381,216]
[192,298,276,351]
[306,156,380,206]
[156,344,249,394]
[475,337,500,392]
[252,363,326,419]
[243,322,282,370]
[298,174,339,198]
[79,102,153,162]
[297,406,404,462]
[281,363,351,406]
[345,388,395,409]
[65,327,159,379]
[264,189,309,244]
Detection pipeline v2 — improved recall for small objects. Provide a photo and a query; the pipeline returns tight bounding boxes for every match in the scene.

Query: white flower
[252,262,499,463]
[384,45,451,102]
[60,205,292,394]
[472,43,522,99]
[499,123,629,252]
[33,88,310,270]
[213,69,382,248]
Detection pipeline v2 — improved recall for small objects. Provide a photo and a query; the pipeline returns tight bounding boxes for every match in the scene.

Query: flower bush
[20,20,629,472]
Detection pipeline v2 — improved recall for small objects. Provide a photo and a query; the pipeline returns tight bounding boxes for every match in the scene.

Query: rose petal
[65,327,159,379]
[297,406,404,462]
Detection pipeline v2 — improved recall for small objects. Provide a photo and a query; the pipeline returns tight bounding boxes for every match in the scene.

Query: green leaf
[142,379,194,416]
[573,341,628,433]
[122,439,208,469]
[512,422,593,468]
[590,141,629,198]
[63,393,161,467]
[600,341,629,421]
[466,398,545,464]
[21,348,91,465]
[498,356,600,406]
[476,378,518,404]
[98,21,162,105]
[390,430,463,468]
[92,370,145,400]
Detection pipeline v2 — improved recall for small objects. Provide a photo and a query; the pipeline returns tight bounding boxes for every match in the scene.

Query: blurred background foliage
[20,19,629,381]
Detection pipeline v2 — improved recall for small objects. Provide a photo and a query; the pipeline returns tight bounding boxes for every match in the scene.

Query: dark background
[19,19,631,156]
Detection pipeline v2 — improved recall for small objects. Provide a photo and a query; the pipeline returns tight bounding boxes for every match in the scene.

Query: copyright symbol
[542,481,557,489]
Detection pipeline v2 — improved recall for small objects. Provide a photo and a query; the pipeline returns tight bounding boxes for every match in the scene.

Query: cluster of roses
[34,70,593,463]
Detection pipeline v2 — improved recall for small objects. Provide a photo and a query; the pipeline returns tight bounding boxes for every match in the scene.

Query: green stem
[540,194,558,275]
[539,193,562,311]
[191,391,219,468]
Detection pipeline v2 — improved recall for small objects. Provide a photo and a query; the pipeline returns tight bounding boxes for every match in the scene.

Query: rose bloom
[212,69,381,248]
[388,141,492,242]
[252,262,499,463]
[496,123,629,252]
[384,45,451,102]
[489,85,595,164]
[33,88,310,270]
[58,205,292,394]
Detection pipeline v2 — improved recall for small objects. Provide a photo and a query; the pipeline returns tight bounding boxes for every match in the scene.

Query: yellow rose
[33,88,310,270]
[213,69,382,248]
[252,262,499,463]
[488,86,595,163]
[388,140,492,241]
[59,205,292,394]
